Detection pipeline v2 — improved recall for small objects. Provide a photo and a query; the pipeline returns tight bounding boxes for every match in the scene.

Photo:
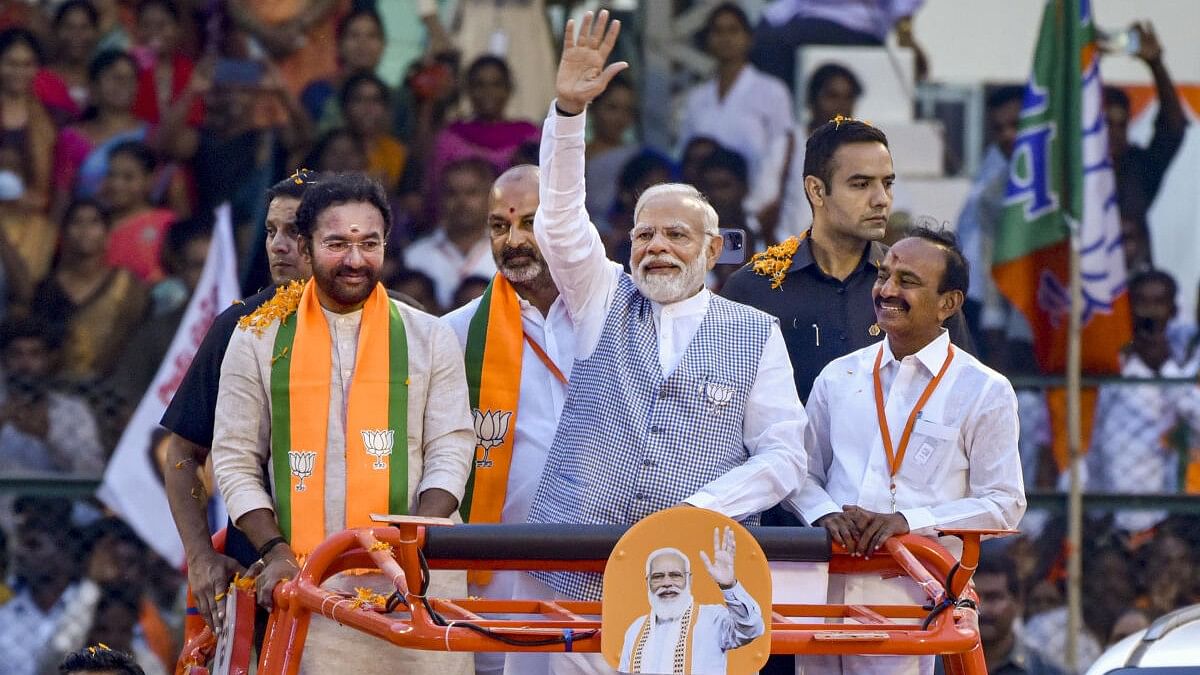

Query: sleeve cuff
[417,465,469,503]
[683,491,720,511]
[550,100,588,136]
[226,492,276,525]
[898,506,936,534]
[799,499,841,526]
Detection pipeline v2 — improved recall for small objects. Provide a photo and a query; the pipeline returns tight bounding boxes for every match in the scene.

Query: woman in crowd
[51,49,146,219]
[33,198,147,383]
[303,127,369,174]
[427,55,539,217]
[677,2,792,177]
[102,140,174,284]
[0,145,54,310]
[0,27,55,212]
[341,71,406,193]
[33,0,99,124]
[301,7,387,129]
[131,0,202,127]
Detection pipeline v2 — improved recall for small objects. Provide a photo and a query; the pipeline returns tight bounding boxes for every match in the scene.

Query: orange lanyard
[524,332,568,385]
[872,342,955,499]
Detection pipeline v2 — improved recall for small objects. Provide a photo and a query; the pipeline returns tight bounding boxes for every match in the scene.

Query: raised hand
[555,10,629,115]
[1133,21,1162,65]
[699,526,737,590]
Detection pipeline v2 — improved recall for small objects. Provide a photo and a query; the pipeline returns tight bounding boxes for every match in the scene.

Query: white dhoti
[299,569,475,675]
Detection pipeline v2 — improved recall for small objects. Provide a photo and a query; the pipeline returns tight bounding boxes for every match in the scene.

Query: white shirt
[1087,350,1200,532]
[536,102,808,521]
[678,65,794,178]
[744,126,811,240]
[788,330,1026,547]
[760,0,924,40]
[403,229,498,309]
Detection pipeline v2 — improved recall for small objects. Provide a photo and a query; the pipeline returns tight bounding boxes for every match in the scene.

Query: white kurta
[677,65,794,178]
[788,330,1026,675]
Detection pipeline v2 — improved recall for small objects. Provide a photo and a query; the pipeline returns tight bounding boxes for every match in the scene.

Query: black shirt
[160,285,276,568]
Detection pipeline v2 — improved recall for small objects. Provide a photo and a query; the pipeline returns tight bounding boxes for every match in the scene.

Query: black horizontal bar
[422,524,832,562]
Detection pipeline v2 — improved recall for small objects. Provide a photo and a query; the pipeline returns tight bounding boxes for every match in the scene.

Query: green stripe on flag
[387,301,409,515]
[269,313,298,542]
[458,279,495,521]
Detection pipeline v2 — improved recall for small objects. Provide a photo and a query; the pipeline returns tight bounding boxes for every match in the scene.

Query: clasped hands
[815,505,910,558]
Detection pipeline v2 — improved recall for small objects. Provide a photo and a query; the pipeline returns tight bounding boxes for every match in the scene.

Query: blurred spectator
[585,74,639,232]
[33,0,99,125]
[1107,609,1149,646]
[110,216,212,406]
[374,0,453,89]
[130,0,202,128]
[606,149,675,266]
[303,127,368,174]
[746,62,863,244]
[678,3,792,179]
[750,0,927,90]
[92,0,132,54]
[1104,21,1186,258]
[679,135,719,185]
[0,144,54,307]
[101,140,175,284]
[426,55,539,220]
[301,6,386,128]
[32,198,148,383]
[158,59,314,241]
[385,267,439,316]
[1,27,55,212]
[58,642,146,675]
[341,71,406,193]
[51,50,146,219]
[937,549,1065,675]
[225,0,341,97]
[1087,270,1200,534]
[448,0,556,123]
[0,317,104,475]
[403,157,496,308]
[696,145,755,236]
[1135,531,1191,621]
[450,273,489,312]
[0,497,82,675]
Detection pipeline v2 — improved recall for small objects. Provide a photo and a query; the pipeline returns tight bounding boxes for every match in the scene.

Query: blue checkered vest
[527,274,774,600]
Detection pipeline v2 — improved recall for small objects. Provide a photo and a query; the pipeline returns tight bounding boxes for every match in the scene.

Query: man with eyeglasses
[211,173,475,674]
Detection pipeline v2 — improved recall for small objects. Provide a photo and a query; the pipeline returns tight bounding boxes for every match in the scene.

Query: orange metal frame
[178,524,1010,675]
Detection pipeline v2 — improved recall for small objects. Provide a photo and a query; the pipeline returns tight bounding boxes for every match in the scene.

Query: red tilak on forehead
[509,207,516,214]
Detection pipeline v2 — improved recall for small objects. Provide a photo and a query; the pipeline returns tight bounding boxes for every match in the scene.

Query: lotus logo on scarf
[288,451,317,491]
[705,382,734,409]
[472,409,512,468]
[361,429,395,470]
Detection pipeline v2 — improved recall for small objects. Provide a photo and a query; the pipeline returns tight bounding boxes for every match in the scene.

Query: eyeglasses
[319,240,385,255]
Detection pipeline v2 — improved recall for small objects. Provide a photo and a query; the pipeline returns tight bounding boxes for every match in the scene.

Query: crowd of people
[0,1,1198,674]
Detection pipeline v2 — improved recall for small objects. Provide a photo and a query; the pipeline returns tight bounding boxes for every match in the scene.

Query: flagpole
[1066,229,1083,673]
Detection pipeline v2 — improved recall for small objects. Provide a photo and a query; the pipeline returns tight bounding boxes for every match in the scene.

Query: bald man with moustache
[443,165,575,675]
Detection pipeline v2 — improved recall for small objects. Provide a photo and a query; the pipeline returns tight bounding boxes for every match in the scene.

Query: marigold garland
[368,540,394,554]
[750,236,801,289]
[349,586,389,611]
[237,280,305,336]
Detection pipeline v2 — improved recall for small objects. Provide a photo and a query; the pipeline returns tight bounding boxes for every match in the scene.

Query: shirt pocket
[903,418,960,487]
[698,377,743,416]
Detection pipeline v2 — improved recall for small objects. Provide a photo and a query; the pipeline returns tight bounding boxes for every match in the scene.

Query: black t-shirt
[160,286,277,568]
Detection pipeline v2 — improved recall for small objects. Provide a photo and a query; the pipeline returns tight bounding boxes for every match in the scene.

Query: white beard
[647,587,693,622]
[500,258,546,284]
[632,249,708,305]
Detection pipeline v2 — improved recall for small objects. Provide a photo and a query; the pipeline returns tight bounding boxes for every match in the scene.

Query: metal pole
[1065,230,1083,672]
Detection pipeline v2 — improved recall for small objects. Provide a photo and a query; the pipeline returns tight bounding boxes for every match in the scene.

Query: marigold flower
[238,280,305,335]
[750,236,801,289]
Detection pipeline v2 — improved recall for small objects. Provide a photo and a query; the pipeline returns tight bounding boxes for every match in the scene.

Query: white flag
[99,204,241,567]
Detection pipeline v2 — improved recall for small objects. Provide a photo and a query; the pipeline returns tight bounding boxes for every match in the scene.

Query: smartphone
[213,58,265,87]
[717,228,747,265]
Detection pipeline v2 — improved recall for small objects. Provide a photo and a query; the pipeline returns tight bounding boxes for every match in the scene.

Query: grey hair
[645,547,691,576]
[633,183,719,237]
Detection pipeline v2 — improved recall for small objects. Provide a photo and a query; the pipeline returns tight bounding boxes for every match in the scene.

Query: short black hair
[802,119,889,201]
[699,2,752,46]
[59,646,145,675]
[986,84,1025,111]
[160,213,213,275]
[136,0,179,22]
[339,70,391,111]
[0,27,44,65]
[905,225,970,296]
[807,62,863,109]
[387,267,437,297]
[698,146,749,186]
[976,550,1020,598]
[55,0,99,29]
[466,55,512,87]
[109,140,156,174]
[337,7,383,41]
[0,315,60,352]
[266,168,320,204]
[1129,268,1178,299]
[294,172,392,240]
[440,156,497,191]
[88,49,136,83]
[1103,85,1130,113]
[594,72,635,105]
[303,129,366,171]
[63,197,111,229]
[618,149,675,193]
[84,517,145,562]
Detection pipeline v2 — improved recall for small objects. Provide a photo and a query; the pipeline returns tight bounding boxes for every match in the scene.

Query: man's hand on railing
[188,549,243,632]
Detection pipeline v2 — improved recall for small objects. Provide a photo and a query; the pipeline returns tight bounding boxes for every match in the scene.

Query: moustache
[502,246,540,264]
[875,296,910,311]
[640,255,683,271]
